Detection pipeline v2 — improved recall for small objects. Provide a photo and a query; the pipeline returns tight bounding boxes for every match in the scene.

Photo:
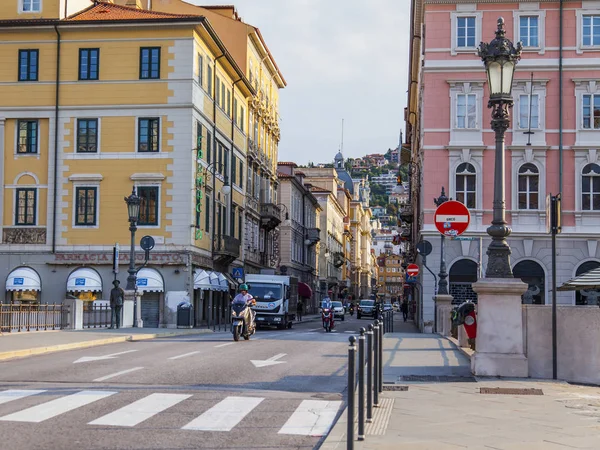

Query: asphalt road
[0,312,377,450]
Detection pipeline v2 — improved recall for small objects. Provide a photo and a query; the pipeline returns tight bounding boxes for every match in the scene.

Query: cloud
[191,0,410,164]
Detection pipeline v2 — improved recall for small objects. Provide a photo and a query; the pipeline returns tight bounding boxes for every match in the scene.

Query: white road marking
[278,400,342,436]
[93,367,144,382]
[182,396,264,431]
[73,350,138,364]
[0,390,46,406]
[168,351,201,360]
[250,353,287,368]
[0,390,116,423]
[308,328,321,331]
[89,393,191,427]
[214,342,235,348]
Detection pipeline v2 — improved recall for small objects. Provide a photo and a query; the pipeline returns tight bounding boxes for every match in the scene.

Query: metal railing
[83,303,111,329]
[0,303,69,333]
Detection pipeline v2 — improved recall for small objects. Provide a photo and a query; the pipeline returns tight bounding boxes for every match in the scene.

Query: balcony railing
[260,203,282,230]
[306,227,320,244]
[213,235,241,263]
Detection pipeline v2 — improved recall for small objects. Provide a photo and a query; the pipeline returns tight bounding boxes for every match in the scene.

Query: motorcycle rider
[232,284,255,328]
[322,290,334,328]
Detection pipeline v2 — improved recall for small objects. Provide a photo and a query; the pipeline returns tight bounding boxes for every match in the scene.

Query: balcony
[247,138,258,159]
[213,235,240,266]
[306,227,320,244]
[400,205,413,224]
[260,203,281,230]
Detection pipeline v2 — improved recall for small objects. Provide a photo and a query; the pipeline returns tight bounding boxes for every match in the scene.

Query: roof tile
[64,1,200,21]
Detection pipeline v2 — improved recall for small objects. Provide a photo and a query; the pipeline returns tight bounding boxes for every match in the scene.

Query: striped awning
[557,267,600,291]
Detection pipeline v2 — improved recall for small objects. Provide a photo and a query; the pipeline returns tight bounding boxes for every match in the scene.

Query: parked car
[393,302,400,311]
[383,302,393,312]
[357,299,376,319]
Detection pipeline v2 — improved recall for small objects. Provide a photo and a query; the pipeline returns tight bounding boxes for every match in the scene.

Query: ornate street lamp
[478,17,522,278]
[434,187,449,295]
[124,187,141,291]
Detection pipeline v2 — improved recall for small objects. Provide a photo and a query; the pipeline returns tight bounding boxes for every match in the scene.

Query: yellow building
[0,0,275,329]
[377,254,404,302]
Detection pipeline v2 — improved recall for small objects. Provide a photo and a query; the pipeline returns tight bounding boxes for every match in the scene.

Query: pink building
[406,0,600,327]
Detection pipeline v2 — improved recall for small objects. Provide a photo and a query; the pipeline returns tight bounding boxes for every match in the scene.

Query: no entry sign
[434,200,471,237]
[406,264,419,277]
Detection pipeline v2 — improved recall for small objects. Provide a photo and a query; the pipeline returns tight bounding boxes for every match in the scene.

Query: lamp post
[124,187,141,291]
[478,17,522,278]
[433,187,449,295]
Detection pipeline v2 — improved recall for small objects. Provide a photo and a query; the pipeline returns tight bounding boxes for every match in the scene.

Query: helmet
[239,284,249,291]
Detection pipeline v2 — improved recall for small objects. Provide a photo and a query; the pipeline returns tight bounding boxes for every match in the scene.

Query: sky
[192,0,411,165]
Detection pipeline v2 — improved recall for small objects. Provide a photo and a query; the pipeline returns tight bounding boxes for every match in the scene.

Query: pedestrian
[401,299,409,322]
[109,279,124,329]
[296,298,303,321]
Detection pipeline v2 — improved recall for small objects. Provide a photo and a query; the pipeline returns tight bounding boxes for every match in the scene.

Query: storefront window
[11,290,39,303]
[72,291,98,301]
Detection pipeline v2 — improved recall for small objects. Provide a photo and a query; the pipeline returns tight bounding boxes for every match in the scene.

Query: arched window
[518,163,539,210]
[575,261,600,305]
[449,259,478,304]
[455,163,476,208]
[513,260,545,304]
[582,163,600,211]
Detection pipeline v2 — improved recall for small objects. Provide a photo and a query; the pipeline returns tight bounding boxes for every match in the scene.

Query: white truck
[245,274,298,329]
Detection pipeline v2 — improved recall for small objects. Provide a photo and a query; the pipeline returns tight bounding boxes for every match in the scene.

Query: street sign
[113,243,119,274]
[416,240,432,256]
[451,237,477,241]
[140,235,155,251]
[232,267,244,279]
[434,200,471,237]
[407,263,419,277]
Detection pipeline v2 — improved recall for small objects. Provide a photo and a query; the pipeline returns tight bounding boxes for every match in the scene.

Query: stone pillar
[63,298,83,330]
[471,278,528,377]
[434,294,453,337]
[458,325,469,347]
[122,290,135,328]
[135,291,143,328]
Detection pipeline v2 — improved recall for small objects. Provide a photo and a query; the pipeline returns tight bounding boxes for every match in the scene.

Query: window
[18,50,38,81]
[582,163,600,211]
[582,94,600,129]
[226,89,231,116]
[197,53,203,86]
[582,15,600,47]
[518,163,539,210]
[21,0,41,12]
[138,187,159,226]
[77,119,98,153]
[215,77,221,107]
[230,206,235,236]
[457,17,476,48]
[234,98,238,123]
[139,47,160,79]
[207,64,213,97]
[206,131,212,163]
[456,94,477,129]
[138,118,159,152]
[15,188,36,225]
[79,49,99,81]
[205,193,211,233]
[239,159,244,186]
[238,210,243,240]
[75,187,97,226]
[232,155,237,185]
[519,94,539,129]
[519,16,539,47]
[221,83,226,111]
[240,106,245,132]
[17,120,38,154]
[196,121,202,152]
[455,163,476,208]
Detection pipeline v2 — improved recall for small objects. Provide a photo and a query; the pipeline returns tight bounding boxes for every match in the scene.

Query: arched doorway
[449,259,478,304]
[575,261,600,305]
[513,260,545,304]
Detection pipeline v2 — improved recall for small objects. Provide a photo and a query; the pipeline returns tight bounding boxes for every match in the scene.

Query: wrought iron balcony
[400,205,414,223]
[260,203,281,230]
[306,227,320,244]
[213,235,240,265]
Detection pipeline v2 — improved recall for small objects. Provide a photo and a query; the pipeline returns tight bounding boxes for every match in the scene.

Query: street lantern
[478,17,522,278]
[221,180,232,197]
[124,187,141,223]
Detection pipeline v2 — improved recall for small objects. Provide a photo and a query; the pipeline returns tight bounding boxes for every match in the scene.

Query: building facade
[407,0,600,329]
[377,253,404,302]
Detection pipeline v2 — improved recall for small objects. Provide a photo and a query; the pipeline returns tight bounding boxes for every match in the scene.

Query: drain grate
[480,387,543,395]
[383,385,408,391]
[397,376,476,383]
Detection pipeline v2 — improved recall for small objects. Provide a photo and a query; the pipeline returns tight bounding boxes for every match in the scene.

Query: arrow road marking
[73,350,138,364]
[251,353,287,368]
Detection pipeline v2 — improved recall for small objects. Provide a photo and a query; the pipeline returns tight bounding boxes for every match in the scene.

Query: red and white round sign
[406,264,419,277]
[434,200,471,237]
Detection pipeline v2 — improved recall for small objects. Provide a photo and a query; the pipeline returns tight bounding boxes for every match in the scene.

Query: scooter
[322,308,334,332]
[231,300,256,342]
[349,305,355,317]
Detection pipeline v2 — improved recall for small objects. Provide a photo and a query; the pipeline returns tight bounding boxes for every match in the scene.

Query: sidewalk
[322,317,600,450]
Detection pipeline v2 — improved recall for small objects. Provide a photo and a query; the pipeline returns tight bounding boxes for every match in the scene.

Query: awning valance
[194,270,212,290]
[6,267,41,292]
[298,282,313,298]
[67,268,102,293]
[209,271,225,291]
[558,267,600,291]
[136,268,164,292]
[217,273,229,291]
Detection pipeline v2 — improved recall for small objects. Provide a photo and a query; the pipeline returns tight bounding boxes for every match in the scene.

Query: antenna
[340,118,344,153]
[524,72,535,146]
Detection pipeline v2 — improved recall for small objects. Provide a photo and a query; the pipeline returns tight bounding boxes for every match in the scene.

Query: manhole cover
[398,376,476,383]
[480,387,543,395]
[383,385,408,391]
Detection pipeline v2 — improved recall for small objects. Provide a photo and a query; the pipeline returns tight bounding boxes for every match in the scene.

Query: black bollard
[358,328,366,440]
[379,319,384,393]
[366,324,373,422]
[373,320,380,407]
[347,336,356,450]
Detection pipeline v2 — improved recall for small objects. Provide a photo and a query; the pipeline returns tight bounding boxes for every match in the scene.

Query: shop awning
[209,271,225,291]
[558,267,600,291]
[194,270,213,290]
[298,282,313,298]
[136,268,164,292]
[6,267,41,292]
[223,273,238,288]
[217,273,230,291]
[67,268,103,292]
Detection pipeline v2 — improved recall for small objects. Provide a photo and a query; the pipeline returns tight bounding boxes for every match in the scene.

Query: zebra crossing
[0,389,342,437]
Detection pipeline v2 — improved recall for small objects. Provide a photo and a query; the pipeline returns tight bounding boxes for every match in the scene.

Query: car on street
[331,301,345,321]
[357,299,376,319]
[393,302,400,311]
[383,302,393,312]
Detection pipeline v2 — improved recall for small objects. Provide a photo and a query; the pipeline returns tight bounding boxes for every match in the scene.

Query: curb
[445,335,475,359]
[0,329,213,361]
